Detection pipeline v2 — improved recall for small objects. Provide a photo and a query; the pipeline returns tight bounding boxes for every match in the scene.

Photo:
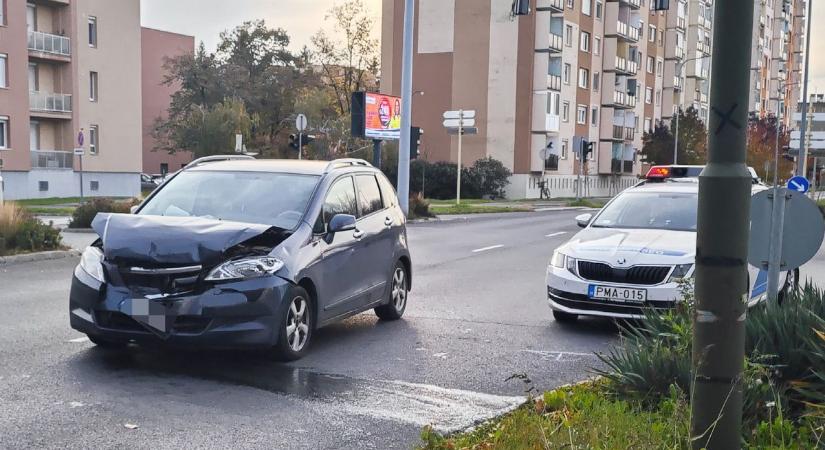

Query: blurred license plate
[588,285,647,303]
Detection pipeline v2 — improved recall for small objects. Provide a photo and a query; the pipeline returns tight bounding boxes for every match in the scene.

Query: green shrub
[383,157,512,200]
[0,202,62,256]
[408,193,433,219]
[69,198,138,229]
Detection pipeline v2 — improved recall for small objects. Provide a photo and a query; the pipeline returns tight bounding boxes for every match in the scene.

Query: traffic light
[288,133,315,150]
[410,127,422,160]
[289,134,299,150]
[584,141,595,159]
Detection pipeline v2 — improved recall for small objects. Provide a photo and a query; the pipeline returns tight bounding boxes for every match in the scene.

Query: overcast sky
[141,0,825,96]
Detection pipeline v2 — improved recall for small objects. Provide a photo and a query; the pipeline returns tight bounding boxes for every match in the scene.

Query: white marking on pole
[696,310,718,323]
[545,232,567,238]
[472,245,504,253]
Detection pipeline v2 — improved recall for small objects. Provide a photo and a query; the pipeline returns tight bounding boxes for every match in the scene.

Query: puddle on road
[78,349,524,433]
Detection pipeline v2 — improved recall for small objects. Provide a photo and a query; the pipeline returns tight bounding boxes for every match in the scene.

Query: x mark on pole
[712,103,743,135]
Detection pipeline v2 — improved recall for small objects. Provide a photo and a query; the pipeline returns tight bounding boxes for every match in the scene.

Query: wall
[2,170,139,199]
[140,27,194,174]
[0,0,32,171]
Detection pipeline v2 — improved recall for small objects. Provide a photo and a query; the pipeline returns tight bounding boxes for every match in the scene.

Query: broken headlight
[205,256,284,281]
[79,246,105,283]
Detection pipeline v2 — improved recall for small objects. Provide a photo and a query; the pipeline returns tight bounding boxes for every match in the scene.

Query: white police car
[546,165,796,322]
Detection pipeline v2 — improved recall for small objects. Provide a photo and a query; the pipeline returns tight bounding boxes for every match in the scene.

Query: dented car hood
[91,213,277,266]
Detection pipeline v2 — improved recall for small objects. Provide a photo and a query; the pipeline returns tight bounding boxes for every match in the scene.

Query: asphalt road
[0,210,623,449]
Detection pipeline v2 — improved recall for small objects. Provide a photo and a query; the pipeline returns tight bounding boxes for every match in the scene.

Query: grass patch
[429,203,532,215]
[566,198,607,208]
[427,198,496,206]
[23,207,77,216]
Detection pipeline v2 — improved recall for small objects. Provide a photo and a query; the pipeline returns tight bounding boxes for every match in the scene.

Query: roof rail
[183,154,255,170]
[324,158,372,173]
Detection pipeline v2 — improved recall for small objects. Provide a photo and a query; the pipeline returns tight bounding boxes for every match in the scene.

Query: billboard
[364,92,402,140]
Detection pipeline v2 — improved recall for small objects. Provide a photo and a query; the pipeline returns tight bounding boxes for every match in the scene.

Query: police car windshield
[591,192,698,232]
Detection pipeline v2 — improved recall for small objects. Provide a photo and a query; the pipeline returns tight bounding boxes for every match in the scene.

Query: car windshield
[591,192,698,232]
[139,170,320,230]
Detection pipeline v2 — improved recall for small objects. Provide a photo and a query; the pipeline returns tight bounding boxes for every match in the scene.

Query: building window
[655,90,661,106]
[90,180,99,191]
[565,25,573,47]
[649,25,656,42]
[644,117,652,131]
[595,0,603,18]
[645,87,653,104]
[89,125,99,155]
[562,101,570,122]
[591,106,598,126]
[563,63,571,84]
[0,0,5,26]
[594,37,601,55]
[576,105,587,124]
[580,31,591,52]
[548,91,560,115]
[89,71,98,102]
[28,63,38,90]
[582,0,592,15]
[0,116,8,149]
[160,163,169,175]
[658,30,664,45]
[646,56,654,73]
[656,59,663,76]
[0,54,6,88]
[593,72,600,91]
[578,68,589,89]
[39,181,48,192]
[561,139,568,159]
[88,16,98,47]
[567,0,575,9]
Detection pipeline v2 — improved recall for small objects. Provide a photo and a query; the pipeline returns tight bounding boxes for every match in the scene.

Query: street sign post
[443,110,477,205]
[296,114,307,160]
[76,129,85,200]
[787,176,810,193]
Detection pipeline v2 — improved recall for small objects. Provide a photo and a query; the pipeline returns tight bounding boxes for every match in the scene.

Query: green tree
[746,115,793,183]
[154,98,257,158]
[640,107,708,165]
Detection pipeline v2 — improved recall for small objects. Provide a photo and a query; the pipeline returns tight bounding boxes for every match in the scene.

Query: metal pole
[456,110,463,206]
[674,106,680,164]
[298,133,303,160]
[397,0,415,215]
[576,141,582,201]
[797,0,813,177]
[372,139,382,168]
[766,92,785,302]
[0,171,4,206]
[79,155,84,200]
[690,0,754,443]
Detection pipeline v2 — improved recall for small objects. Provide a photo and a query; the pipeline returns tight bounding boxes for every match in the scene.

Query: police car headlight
[550,251,566,268]
[566,256,579,276]
[668,264,694,283]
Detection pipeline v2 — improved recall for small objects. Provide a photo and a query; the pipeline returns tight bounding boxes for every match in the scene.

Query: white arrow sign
[443,118,475,128]
[443,110,476,120]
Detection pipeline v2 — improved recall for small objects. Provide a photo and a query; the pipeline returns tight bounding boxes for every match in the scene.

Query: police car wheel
[553,310,578,323]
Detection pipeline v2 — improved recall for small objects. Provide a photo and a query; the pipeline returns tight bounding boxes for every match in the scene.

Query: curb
[0,249,81,266]
[61,228,95,233]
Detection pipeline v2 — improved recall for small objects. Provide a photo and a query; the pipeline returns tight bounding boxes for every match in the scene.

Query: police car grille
[577,262,670,285]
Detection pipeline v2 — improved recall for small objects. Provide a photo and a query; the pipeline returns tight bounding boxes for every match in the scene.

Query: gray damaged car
[70,157,412,360]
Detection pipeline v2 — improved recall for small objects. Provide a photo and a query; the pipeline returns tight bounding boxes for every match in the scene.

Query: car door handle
[353,229,365,239]
[384,217,393,227]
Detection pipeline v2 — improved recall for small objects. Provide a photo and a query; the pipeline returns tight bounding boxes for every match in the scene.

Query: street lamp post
[673,55,709,165]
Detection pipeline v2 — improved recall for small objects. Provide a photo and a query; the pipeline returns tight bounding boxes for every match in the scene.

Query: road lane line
[472,245,504,253]
[545,232,567,238]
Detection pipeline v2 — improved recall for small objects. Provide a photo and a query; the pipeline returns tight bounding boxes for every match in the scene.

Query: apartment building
[749,0,806,125]
[0,0,142,200]
[381,0,805,199]
[141,27,194,176]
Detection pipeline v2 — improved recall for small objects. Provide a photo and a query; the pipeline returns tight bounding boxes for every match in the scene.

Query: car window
[323,176,357,228]
[355,174,384,217]
[591,192,698,231]
[377,174,397,208]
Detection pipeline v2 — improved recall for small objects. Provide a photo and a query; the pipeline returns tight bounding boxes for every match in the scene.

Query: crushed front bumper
[69,266,292,349]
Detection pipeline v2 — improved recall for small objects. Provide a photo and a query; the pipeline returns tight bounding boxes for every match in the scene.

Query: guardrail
[27,31,71,57]
[30,150,73,169]
[30,91,72,113]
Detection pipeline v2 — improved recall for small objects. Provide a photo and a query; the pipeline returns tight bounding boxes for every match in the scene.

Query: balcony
[27,31,71,62]
[548,74,562,91]
[613,21,640,42]
[611,159,635,173]
[30,150,73,170]
[673,76,684,91]
[612,125,625,140]
[676,16,686,30]
[697,41,711,55]
[624,127,635,140]
[612,56,638,75]
[30,92,72,118]
[549,33,563,52]
[618,0,642,9]
[545,114,561,133]
[537,0,564,12]
[611,90,637,109]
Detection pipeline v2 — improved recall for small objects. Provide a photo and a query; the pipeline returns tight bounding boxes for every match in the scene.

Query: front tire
[375,261,408,321]
[273,286,314,361]
[552,310,578,323]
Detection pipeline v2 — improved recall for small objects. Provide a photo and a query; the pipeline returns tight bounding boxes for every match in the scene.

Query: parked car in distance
[70,156,412,360]
[140,173,159,191]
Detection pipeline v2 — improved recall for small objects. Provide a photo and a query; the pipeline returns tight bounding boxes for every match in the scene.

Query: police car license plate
[588,285,647,303]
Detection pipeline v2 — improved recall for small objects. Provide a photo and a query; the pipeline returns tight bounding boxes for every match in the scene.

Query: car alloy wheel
[391,267,407,312]
[286,295,310,352]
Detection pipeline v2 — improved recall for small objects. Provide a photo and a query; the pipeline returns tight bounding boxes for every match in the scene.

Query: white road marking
[522,349,595,362]
[545,232,568,238]
[472,245,504,253]
[67,336,90,343]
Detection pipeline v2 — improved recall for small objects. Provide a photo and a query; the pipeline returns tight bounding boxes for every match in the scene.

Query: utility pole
[398,0,415,215]
[690,0,754,445]
[456,110,464,205]
[796,0,813,177]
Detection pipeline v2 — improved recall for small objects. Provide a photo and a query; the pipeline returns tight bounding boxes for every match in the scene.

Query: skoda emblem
[617,258,627,265]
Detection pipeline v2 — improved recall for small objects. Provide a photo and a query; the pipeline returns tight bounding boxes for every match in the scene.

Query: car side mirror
[575,213,593,228]
[130,205,139,214]
[328,214,356,233]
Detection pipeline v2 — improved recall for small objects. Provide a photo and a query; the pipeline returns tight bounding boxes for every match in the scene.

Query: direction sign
[443,110,476,120]
[295,114,308,131]
[443,118,475,128]
[446,127,478,135]
[77,131,84,147]
[749,188,825,271]
[787,176,810,193]
[73,148,85,156]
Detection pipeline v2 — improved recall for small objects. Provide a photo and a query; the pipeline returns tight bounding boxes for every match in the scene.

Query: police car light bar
[646,166,671,179]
